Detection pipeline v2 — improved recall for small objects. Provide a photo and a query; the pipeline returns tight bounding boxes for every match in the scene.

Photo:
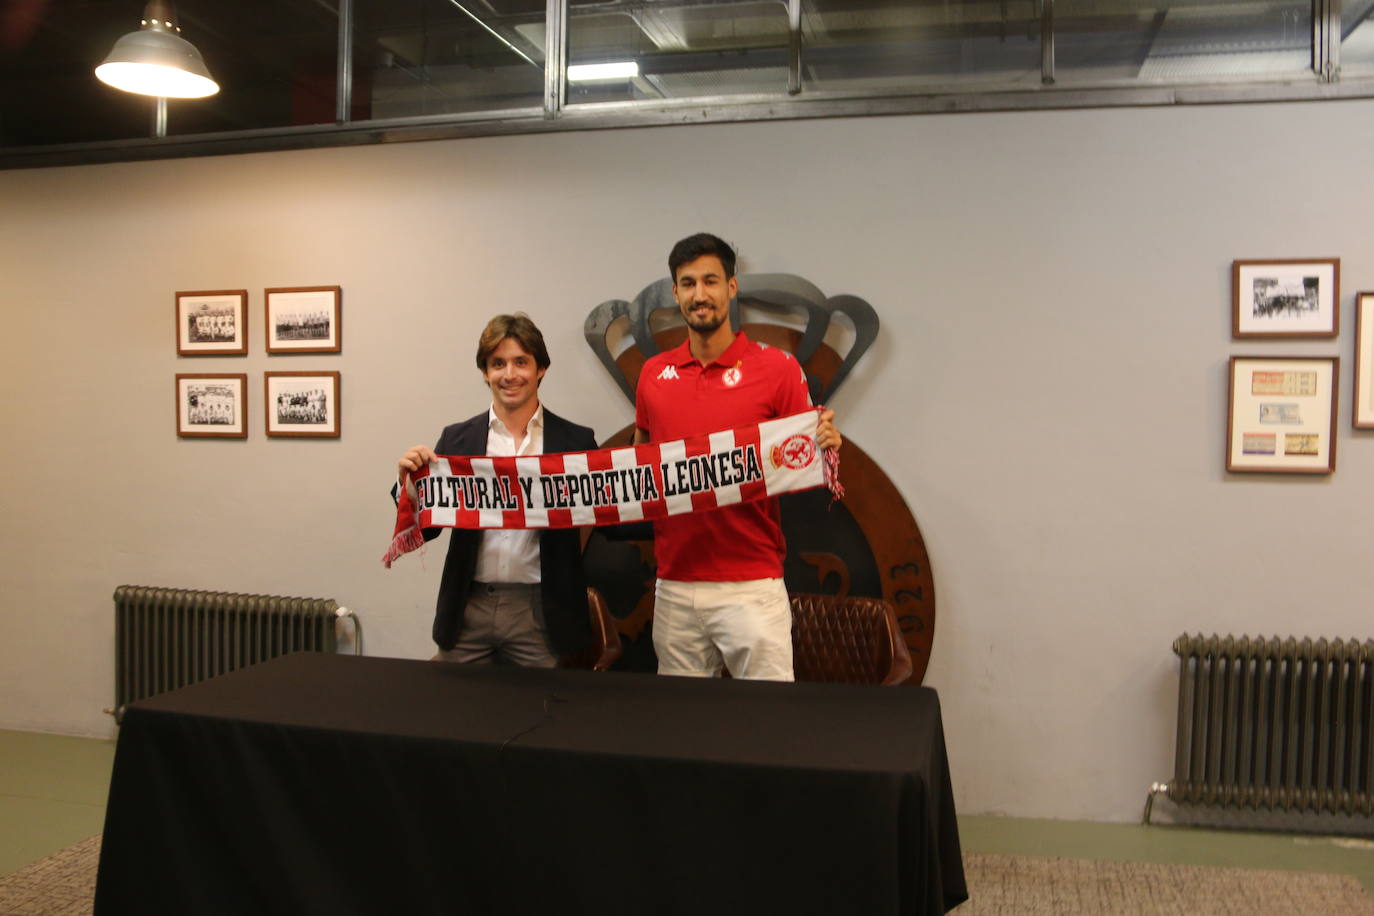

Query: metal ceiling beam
[444,0,542,67]
[788,0,802,94]
[1315,0,1340,81]
[1040,0,1054,84]
[337,0,354,121]
[545,0,566,115]
[8,75,1374,171]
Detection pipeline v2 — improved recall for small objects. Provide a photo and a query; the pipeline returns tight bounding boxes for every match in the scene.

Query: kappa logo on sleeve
[656,365,680,381]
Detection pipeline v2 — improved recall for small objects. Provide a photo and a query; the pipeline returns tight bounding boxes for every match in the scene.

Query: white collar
[487,402,544,434]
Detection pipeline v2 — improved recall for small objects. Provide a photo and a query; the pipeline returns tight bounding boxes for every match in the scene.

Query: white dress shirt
[473,404,543,584]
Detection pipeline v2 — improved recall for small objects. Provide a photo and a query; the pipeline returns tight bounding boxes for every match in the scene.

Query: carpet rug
[2,837,1371,915]
[959,852,1374,915]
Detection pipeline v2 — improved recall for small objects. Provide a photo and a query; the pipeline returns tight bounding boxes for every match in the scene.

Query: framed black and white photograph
[176,373,247,439]
[1355,293,1374,429]
[265,371,340,438]
[1232,258,1339,339]
[1226,356,1337,474]
[177,290,248,356]
[265,286,341,354]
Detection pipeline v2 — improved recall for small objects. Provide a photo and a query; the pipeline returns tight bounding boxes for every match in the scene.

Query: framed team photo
[1355,293,1374,428]
[1232,258,1339,339]
[176,373,247,439]
[1226,356,1337,474]
[176,290,248,356]
[265,286,341,354]
[265,371,340,438]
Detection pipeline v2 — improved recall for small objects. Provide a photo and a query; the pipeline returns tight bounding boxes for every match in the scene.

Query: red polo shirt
[635,332,813,581]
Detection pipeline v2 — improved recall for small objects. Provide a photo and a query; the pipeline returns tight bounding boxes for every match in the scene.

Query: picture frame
[265,371,341,438]
[1355,293,1374,429]
[176,290,248,356]
[176,373,247,439]
[1226,356,1337,474]
[265,286,341,354]
[1232,258,1339,339]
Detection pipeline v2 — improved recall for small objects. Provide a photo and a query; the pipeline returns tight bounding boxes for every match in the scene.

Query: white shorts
[651,577,793,682]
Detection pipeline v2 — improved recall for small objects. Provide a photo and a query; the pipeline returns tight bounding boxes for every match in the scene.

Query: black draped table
[95,653,966,915]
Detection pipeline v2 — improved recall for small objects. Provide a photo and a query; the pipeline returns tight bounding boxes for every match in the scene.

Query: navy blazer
[423,407,597,657]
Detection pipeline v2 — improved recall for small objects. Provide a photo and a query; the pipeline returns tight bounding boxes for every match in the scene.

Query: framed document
[1226,356,1337,474]
[1232,259,1339,339]
[1355,293,1374,429]
[177,290,248,356]
[265,371,341,438]
[265,286,341,354]
[176,374,247,439]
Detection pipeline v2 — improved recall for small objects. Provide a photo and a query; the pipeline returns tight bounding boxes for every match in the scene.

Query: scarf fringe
[825,446,845,503]
[382,523,425,569]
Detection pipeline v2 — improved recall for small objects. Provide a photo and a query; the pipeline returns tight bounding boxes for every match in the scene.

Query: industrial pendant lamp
[95,0,219,99]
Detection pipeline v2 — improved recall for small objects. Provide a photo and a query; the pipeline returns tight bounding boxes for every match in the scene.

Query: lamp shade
[95,7,218,98]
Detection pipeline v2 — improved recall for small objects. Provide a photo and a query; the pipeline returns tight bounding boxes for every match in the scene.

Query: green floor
[3,728,1372,897]
[1,730,115,877]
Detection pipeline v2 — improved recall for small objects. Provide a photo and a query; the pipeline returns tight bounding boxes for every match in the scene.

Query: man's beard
[686,311,726,333]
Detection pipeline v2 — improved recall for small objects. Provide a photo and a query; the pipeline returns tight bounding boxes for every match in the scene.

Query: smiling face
[482,336,545,415]
[673,253,737,337]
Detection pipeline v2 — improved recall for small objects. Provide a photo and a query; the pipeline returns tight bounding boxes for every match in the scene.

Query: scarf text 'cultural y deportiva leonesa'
[383,408,841,567]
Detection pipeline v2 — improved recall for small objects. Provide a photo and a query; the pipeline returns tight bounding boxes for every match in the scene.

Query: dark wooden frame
[176,373,248,439]
[264,286,342,354]
[265,371,341,438]
[1232,258,1339,339]
[176,290,248,356]
[1226,356,1338,474]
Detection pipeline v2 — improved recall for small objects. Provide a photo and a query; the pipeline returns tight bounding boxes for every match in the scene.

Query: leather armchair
[790,593,913,686]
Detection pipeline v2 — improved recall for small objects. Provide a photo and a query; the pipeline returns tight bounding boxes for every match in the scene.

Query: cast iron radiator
[112,585,340,715]
[1165,633,1374,816]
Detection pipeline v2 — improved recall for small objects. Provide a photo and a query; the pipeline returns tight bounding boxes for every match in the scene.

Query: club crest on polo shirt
[657,365,679,381]
[722,366,742,387]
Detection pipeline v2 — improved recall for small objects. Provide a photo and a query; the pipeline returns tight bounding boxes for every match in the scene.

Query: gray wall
[3,100,1372,823]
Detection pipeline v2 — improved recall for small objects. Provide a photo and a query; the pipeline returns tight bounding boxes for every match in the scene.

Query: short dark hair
[669,233,737,282]
[475,313,551,373]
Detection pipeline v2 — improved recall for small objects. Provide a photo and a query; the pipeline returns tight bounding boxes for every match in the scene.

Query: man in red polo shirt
[634,233,842,681]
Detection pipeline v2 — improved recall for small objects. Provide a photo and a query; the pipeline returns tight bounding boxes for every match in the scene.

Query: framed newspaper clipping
[1226,356,1337,474]
[176,373,247,439]
[265,286,341,354]
[1232,258,1339,339]
[265,371,340,438]
[1355,293,1374,428]
[176,290,248,356]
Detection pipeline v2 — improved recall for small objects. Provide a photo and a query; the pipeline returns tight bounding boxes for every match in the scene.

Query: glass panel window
[800,0,1043,94]
[1341,2,1374,76]
[1,0,340,146]
[1056,1,1313,85]
[566,0,791,104]
[165,1,341,136]
[357,0,545,119]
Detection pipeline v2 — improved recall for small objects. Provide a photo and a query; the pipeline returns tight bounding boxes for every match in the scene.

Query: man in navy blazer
[397,314,596,665]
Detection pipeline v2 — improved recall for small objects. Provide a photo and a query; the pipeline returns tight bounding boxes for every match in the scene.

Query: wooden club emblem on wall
[583,274,936,683]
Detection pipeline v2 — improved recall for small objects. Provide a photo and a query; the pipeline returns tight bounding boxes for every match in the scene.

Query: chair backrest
[559,587,622,671]
[790,593,913,686]
[587,587,622,671]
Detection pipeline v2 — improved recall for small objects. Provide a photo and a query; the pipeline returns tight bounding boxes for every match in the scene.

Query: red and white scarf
[383,408,840,567]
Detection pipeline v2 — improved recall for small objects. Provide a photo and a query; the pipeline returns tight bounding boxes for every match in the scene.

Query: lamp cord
[500,695,566,751]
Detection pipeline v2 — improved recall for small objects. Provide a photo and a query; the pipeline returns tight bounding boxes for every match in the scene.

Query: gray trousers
[432,582,557,668]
